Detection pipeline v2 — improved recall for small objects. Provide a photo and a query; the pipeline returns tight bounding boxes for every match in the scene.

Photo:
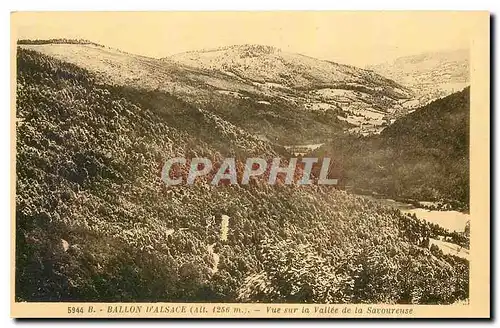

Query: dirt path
[220,215,229,242]
[207,243,220,273]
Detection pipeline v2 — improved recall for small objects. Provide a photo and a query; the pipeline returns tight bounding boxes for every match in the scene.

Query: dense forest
[314,88,470,211]
[16,48,468,304]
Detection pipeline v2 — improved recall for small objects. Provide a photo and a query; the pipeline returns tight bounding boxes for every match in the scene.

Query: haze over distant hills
[368,49,469,108]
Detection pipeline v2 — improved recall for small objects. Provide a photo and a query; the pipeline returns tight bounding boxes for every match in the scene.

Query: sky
[12,11,482,67]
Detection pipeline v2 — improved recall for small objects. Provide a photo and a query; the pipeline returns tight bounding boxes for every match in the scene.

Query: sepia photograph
[10,11,490,318]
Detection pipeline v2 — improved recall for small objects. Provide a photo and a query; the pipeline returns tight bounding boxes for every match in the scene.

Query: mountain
[168,44,410,94]
[15,47,468,304]
[313,87,470,209]
[19,41,412,141]
[368,49,469,108]
[169,44,414,134]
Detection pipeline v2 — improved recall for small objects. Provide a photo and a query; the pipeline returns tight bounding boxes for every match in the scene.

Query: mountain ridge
[19,40,414,140]
[313,87,470,209]
[368,49,469,108]
[167,43,413,95]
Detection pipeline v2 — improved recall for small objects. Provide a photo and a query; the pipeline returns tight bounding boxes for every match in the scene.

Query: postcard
[10,11,490,318]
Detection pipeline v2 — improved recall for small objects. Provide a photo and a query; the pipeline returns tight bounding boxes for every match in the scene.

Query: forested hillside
[16,48,468,304]
[314,88,469,210]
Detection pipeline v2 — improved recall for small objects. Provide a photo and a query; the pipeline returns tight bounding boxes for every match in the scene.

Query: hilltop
[169,44,411,95]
